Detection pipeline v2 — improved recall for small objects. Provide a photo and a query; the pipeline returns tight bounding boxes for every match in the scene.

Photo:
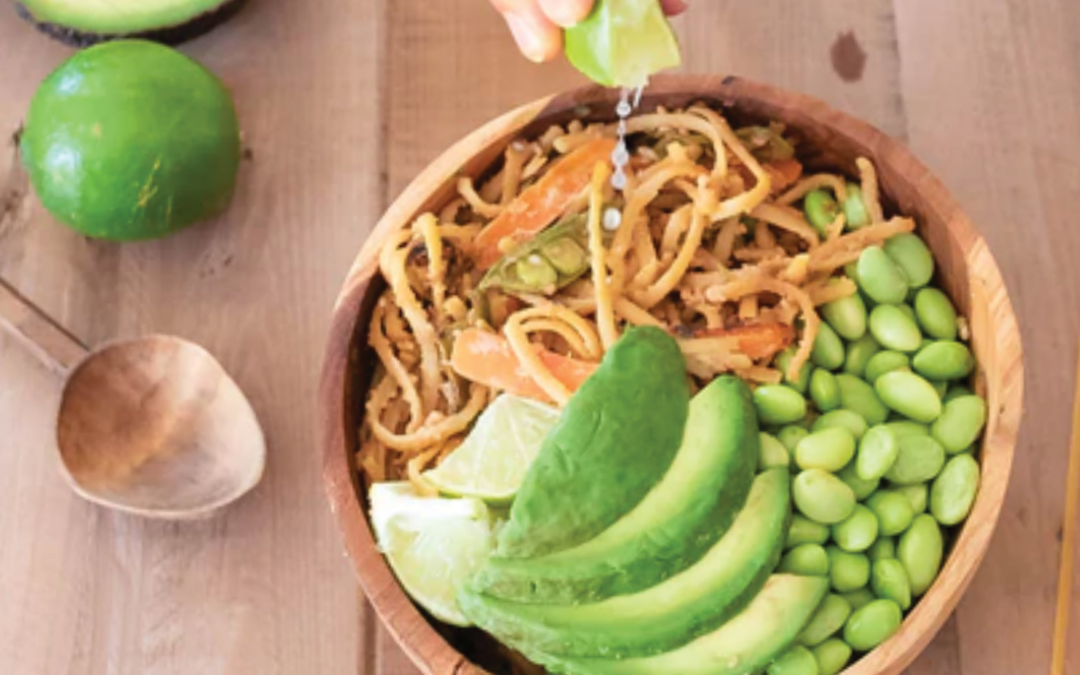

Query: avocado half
[15,0,247,47]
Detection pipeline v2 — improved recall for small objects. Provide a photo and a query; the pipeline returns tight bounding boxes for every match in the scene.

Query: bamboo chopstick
[1051,340,1080,675]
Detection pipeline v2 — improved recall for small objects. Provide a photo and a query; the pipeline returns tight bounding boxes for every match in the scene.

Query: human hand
[491,0,687,63]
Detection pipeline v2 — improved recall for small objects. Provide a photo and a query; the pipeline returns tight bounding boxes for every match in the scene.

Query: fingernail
[506,13,549,63]
[539,0,590,27]
[660,0,689,15]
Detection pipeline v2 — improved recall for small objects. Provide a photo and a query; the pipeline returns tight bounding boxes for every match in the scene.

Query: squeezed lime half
[565,0,683,87]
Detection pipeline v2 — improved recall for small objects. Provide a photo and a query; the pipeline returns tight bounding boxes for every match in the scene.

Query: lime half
[424,394,560,504]
[369,482,493,626]
[565,0,683,88]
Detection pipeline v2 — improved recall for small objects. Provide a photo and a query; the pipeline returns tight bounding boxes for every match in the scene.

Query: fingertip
[660,0,688,16]
[538,0,593,27]
[505,12,564,62]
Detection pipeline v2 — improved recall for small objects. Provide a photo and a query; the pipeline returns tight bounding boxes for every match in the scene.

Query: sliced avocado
[546,574,830,675]
[471,375,758,603]
[16,0,246,47]
[495,326,688,559]
[459,469,790,660]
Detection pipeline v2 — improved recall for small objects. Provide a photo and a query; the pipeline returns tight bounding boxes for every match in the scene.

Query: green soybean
[822,293,868,341]
[814,409,870,440]
[754,384,809,425]
[874,370,943,423]
[932,395,988,453]
[897,303,918,323]
[943,384,973,403]
[780,543,832,577]
[778,346,814,393]
[812,639,852,675]
[866,490,915,536]
[868,536,896,562]
[834,374,890,426]
[831,504,880,553]
[896,483,929,515]
[856,246,910,304]
[871,558,912,610]
[794,469,857,524]
[827,546,871,592]
[913,341,975,381]
[884,434,946,485]
[914,287,959,340]
[787,514,832,549]
[810,369,841,413]
[898,514,944,596]
[843,183,870,230]
[805,189,840,236]
[843,334,881,378]
[869,304,923,353]
[768,646,821,675]
[885,420,931,440]
[779,425,812,453]
[759,432,792,471]
[796,427,858,472]
[840,587,876,612]
[931,379,949,400]
[812,323,846,371]
[884,233,935,289]
[931,454,981,526]
[798,594,852,647]
[857,424,900,480]
[837,461,880,501]
[864,350,911,384]
[844,599,904,652]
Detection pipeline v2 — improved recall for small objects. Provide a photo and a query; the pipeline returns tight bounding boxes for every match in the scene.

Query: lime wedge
[424,394,560,504]
[565,0,683,88]
[369,482,493,626]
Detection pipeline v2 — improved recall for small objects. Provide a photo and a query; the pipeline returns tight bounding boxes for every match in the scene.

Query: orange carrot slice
[450,328,597,401]
[765,158,804,194]
[692,323,795,361]
[475,138,617,269]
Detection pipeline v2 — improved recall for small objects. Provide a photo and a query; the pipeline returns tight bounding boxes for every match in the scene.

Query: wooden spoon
[0,277,265,520]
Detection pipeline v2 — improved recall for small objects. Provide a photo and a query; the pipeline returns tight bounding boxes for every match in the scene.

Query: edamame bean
[857,246,910,304]
[760,432,791,471]
[812,323,846,371]
[844,261,861,288]
[768,646,820,675]
[843,183,870,230]
[874,371,943,423]
[794,470,857,525]
[822,293,868,341]
[787,514,832,549]
[869,305,923,353]
[913,341,975,381]
[943,384,973,403]
[896,483,929,515]
[798,594,852,647]
[754,385,809,425]
[931,395,988,453]
[856,424,899,480]
[871,558,912,610]
[931,454,981,526]
[866,490,915,536]
[864,351,910,384]
[814,409,869,440]
[812,639,852,675]
[810,369,841,413]
[780,544,831,577]
[897,303,918,323]
[931,379,949,400]
[779,425,811,453]
[884,434,946,485]
[843,599,904,651]
[898,514,944,596]
[835,374,890,426]
[914,287,958,340]
[843,334,881,378]
[840,587,876,612]
[884,233,935,289]
[885,420,931,439]
[836,461,880,501]
[832,504,880,553]
[777,347,813,393]
[805,189,840,236]
[868,536,896,561]
[796,427,857,472]
[827,545,871,593]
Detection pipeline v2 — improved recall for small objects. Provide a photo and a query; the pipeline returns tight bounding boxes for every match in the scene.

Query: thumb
[492,0,564,62]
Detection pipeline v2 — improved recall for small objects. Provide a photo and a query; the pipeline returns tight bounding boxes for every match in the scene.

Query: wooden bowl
[320,75,1024,675]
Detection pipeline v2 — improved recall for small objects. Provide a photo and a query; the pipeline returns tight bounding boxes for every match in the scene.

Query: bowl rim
[319,74,1024,675]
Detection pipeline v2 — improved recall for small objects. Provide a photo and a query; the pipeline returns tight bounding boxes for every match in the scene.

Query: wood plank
[0,0,385,671]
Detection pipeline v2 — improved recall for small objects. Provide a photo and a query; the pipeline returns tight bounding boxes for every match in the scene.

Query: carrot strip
[693,323,795,361]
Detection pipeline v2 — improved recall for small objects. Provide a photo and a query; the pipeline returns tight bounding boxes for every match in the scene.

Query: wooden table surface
[1,1,1078,673]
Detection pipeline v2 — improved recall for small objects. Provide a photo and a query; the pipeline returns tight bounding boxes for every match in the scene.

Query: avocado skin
[495,326,689,559]
[15,0,247,47]
[471,375,759,604]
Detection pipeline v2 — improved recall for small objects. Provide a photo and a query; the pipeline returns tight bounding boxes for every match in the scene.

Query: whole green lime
[20,40,241,241]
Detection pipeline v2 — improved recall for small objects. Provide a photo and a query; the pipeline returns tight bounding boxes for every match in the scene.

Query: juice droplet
[611,88,634,193]
[603,207,622,231]
[611,170,627,191]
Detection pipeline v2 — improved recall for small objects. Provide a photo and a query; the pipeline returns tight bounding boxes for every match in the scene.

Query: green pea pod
[479,214,596,294]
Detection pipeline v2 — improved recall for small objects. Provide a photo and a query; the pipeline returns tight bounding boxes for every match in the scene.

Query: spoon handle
[0,277,88,376]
